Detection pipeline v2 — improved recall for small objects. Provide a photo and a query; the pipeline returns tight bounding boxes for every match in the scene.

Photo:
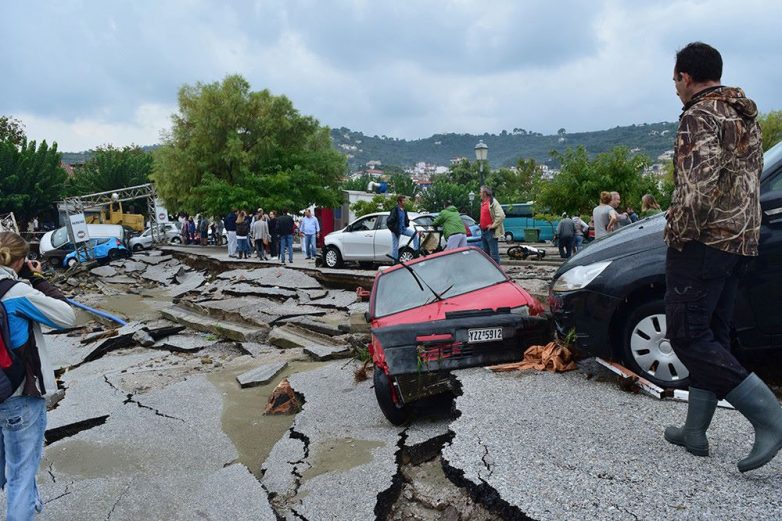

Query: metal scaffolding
[58,183,162,264]
[0,212,19,234]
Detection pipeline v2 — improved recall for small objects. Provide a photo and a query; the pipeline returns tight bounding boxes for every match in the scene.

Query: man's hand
[27,260,42,274]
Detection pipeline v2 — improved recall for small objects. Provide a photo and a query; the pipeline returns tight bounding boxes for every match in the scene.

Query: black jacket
[276,215,295,236]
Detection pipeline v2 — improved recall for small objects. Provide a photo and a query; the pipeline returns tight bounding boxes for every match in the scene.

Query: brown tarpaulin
[489,342,577,373]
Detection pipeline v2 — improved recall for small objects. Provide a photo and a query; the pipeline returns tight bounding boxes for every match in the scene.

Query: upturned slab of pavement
[236,360,288,387]
[443,368,782,521]
[267,323,341,350]
[217,267,321,289]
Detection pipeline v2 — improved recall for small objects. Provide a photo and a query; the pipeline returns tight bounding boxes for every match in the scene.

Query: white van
[40,224,127,267]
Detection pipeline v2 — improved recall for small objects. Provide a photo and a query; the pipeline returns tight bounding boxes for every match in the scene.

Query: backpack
[0,279,30,402]
[386,208,399,232]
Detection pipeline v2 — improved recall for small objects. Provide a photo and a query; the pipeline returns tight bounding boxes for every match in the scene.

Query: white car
[323,211,427,268]
[129,223,182,251]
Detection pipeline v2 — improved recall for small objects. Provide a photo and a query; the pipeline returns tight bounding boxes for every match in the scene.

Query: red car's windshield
[373,249,507,318]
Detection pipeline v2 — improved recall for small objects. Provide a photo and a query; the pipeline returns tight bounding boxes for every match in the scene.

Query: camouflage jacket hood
[664,86,763,255]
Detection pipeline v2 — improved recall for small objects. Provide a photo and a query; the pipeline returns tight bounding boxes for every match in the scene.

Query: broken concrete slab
[238,342,279,358]
[168,271,206,298]
[236,361,288,388]
[303,344,351,361]
[102,275,138,285]
[442,368,782,521]
[120,260,147,273]
[305,289,357,310]
[267,323,340,350]
[141,264,184,285]
[160,305,266,342]
[154,334,218,353]
[217,267,321,289]
[224,283,297,299]
[193,296,326,327]
[297,288,328,302]
[277,317,343,337]
[136,254,174,265]
[90,265,117,278]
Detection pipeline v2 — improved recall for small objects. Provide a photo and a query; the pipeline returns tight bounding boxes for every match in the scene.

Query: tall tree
[535,146,658,215]
[388,173,417,197]
[759,110,782,152]
[152,74,347,216]
[0,115,25,146]
[0,139,66,223]
[65,145,153,196]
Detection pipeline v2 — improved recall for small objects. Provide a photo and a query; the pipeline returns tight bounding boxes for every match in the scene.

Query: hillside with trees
[331,122,678,169]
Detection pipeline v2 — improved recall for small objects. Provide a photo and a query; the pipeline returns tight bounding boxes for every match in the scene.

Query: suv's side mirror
[364,311,371,323]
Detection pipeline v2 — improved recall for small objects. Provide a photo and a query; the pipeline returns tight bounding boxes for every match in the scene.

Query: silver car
[129,223,181,251]
[322,212,423,268]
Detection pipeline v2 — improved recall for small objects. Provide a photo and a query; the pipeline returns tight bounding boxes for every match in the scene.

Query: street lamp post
[474,140,488,187]
[468,191,475,219]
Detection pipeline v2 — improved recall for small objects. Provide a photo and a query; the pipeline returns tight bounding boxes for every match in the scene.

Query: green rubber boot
[664,387,718,457]
[726,373,782,473]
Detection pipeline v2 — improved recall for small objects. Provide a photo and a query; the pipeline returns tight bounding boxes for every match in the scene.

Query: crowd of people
[554,191,664,259]
[174,208,321,264]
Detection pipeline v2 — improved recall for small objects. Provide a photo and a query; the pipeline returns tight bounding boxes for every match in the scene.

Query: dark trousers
[270,236,279,257]
[665,241,749,399]
[558,235,574,258]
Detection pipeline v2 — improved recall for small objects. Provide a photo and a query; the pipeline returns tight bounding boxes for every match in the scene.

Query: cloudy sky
[2,0,781,151]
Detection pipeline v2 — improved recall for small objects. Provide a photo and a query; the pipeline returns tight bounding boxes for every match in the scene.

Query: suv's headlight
[552,261,612,292]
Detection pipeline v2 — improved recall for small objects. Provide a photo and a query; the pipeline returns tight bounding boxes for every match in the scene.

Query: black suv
[549,142,782,388]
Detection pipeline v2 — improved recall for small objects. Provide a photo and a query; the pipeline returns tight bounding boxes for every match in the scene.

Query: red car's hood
[372,280,543,329]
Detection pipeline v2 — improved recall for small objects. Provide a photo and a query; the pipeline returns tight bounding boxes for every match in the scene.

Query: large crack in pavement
[373,428,409,520]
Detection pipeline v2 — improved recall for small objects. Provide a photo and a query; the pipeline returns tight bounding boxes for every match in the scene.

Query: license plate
[467,327,503,343]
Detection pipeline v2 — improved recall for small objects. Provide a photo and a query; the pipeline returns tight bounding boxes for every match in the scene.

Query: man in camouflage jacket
[663,42,782,473]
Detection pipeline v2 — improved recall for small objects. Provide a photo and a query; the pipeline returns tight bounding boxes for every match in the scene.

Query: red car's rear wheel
[373,366,410,425]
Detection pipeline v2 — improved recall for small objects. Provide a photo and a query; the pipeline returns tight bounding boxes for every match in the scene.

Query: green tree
[447,159,480,189]
[418,176,471,214]
[388,173,417,198]
[350,195,413,218]
[152,74,346,216]
[65,145,153,196]
[340,175,372,191]
[759,110,782,152]
[0,139,66,224]
[536,146,658,215]
[0,116,26,146]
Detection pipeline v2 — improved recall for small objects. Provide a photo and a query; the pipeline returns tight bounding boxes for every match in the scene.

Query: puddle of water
[80,286,170,323]
[301,437,385,482]
[44,440,142,479]
[207,360,324,478]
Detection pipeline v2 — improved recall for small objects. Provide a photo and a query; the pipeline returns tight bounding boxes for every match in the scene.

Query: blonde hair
[0,232,29,267]
[641,194,661,212]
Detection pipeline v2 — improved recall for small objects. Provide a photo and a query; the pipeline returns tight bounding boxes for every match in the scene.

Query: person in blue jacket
[0,232,76,520]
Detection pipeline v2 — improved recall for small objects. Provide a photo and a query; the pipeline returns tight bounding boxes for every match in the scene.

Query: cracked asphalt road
[444,368,782,521]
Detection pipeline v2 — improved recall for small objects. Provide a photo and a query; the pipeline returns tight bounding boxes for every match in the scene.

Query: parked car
[63,237,131,267]
[129,223,182,251]
[40,224,128,268]
[368,247,550,424]
[414,213,482,244]
[322,211,421,268]
[548,142,782,389]
[501,203,558,242]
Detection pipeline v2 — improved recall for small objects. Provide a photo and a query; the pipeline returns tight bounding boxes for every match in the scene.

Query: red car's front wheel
[373,366,410,425]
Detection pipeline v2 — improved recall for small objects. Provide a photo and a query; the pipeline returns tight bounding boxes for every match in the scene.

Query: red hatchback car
[367,247,550,424]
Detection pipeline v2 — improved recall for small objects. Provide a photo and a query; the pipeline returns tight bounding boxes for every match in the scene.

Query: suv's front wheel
[621,299,690,389]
